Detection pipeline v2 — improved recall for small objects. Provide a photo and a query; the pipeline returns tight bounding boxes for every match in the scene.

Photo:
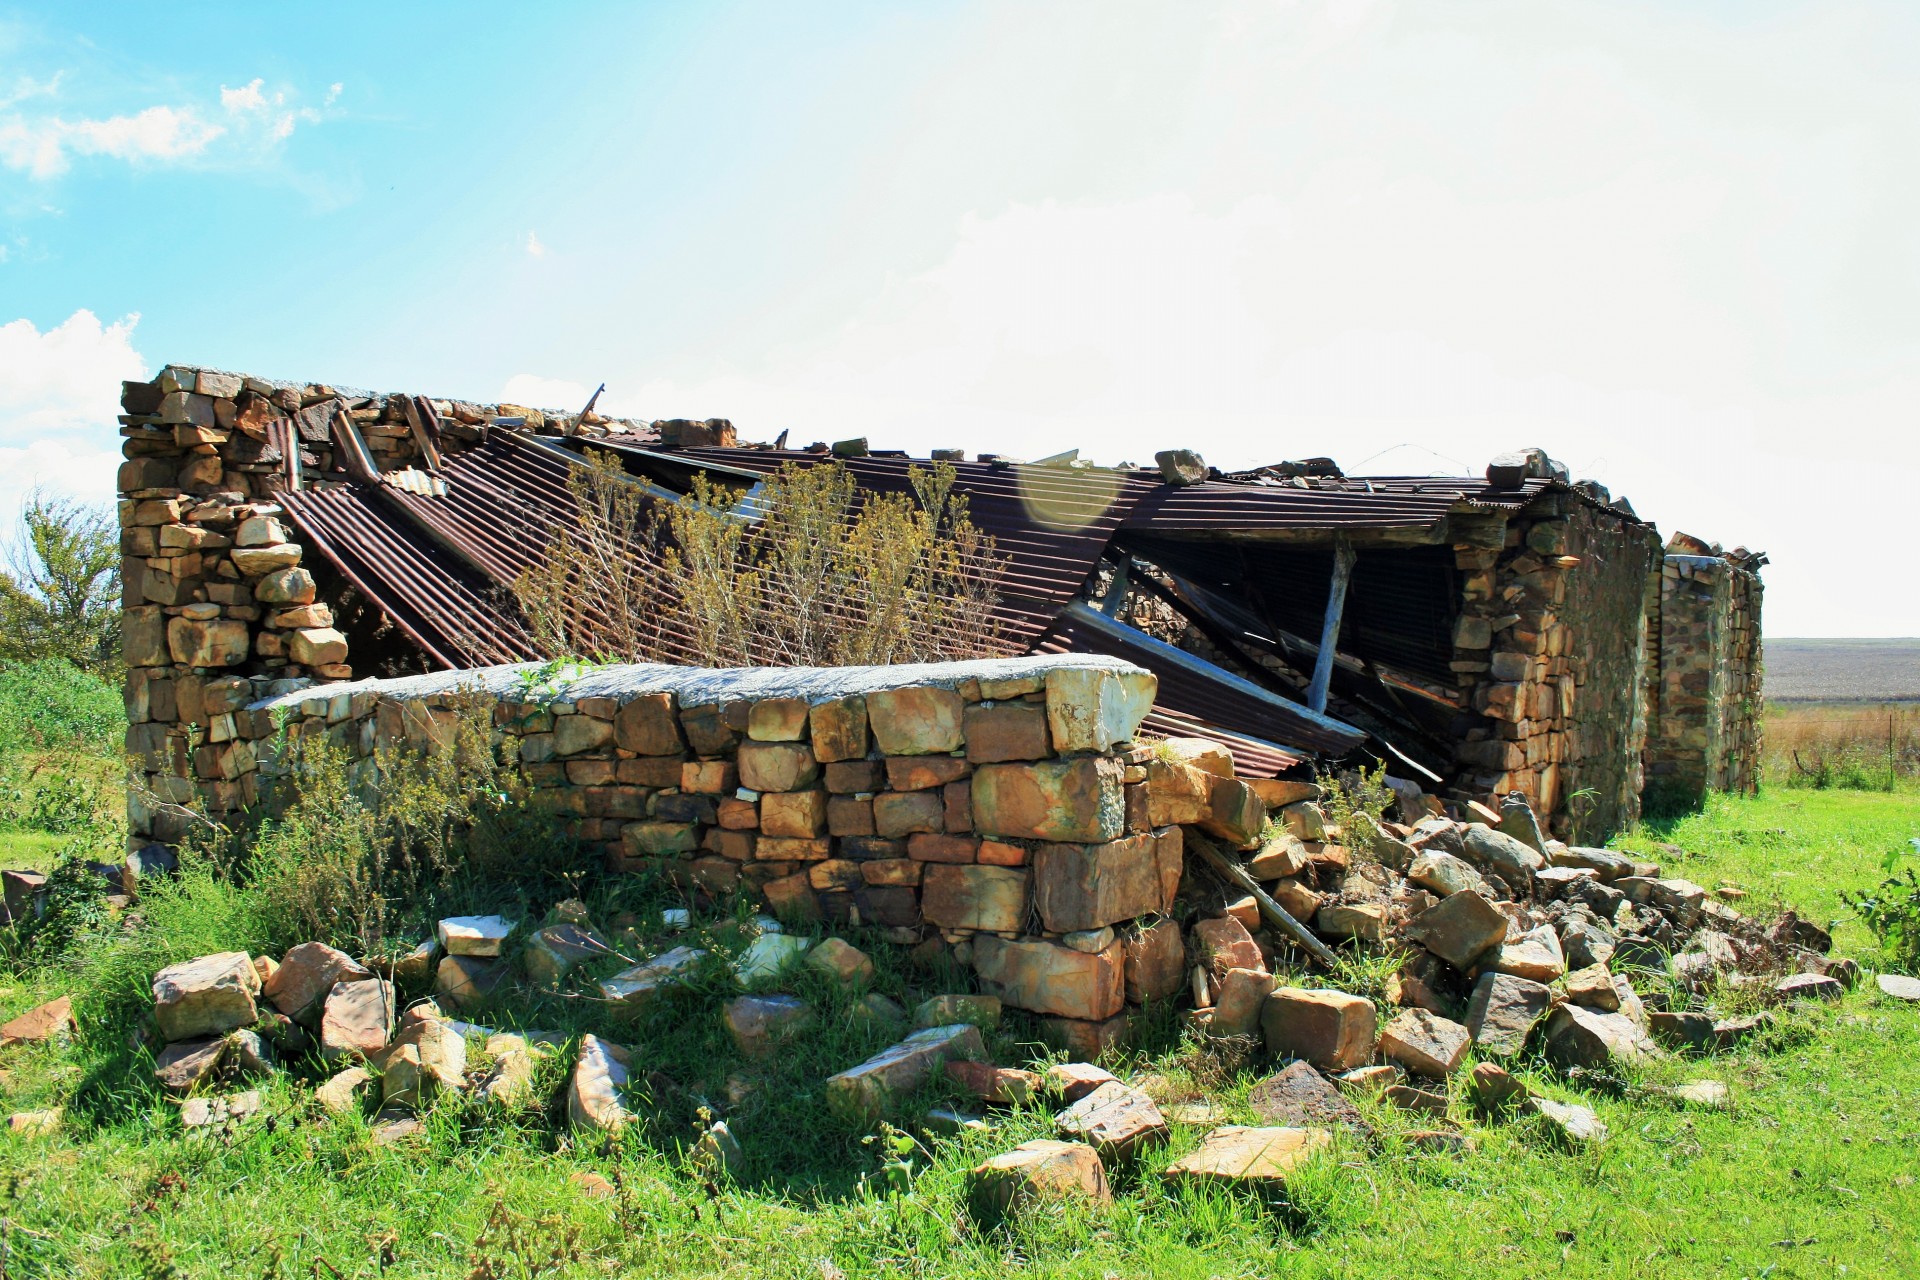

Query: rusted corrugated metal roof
[1118,471,1559,532]
[278,483,530,669]
[274,436,1413,767]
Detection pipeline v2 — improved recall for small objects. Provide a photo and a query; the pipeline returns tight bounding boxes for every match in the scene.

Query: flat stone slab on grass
[826,1024,987,1124]
[1530,1096,1608,1146]
[1162,1126,1332,1188]
[0,996,73,1047]
[946,1060,1041,1106]
[600,947,708,1006]
[1044,1062,1116,1102]
[967,1139,1110,1220]
[1878,973,1920,1002]
[734,934,811,983]
[1054,1079,1168,1160]
[437,916,516,958]
[724,994,814,1058]
[1246,1061,1370,1134]
[1774,972,1844,1002]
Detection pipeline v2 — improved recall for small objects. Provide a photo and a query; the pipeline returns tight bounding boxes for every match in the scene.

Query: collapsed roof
[262,398,1650,780]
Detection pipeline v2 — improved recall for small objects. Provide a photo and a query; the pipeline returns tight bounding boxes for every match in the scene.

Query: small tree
[0,493,121,676]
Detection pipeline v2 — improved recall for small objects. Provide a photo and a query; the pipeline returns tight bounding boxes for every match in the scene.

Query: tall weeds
[515,454,1010,666]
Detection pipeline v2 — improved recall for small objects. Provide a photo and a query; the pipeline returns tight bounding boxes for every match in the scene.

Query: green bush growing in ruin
[0,493,121,677]
[515,451,1009,667]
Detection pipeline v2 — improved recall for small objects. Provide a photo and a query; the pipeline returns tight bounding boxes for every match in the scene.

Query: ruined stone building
[116,364,1765,860]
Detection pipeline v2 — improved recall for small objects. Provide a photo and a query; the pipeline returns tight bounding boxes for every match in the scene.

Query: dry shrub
[1765,702,1919,790]
[516,453,1009,666]
[231,691,577,955]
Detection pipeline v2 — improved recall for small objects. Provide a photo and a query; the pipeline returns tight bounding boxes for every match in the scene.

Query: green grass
[0,787,1916,1278]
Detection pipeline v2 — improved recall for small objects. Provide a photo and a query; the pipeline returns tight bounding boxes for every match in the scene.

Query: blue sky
[4,1,1918,636]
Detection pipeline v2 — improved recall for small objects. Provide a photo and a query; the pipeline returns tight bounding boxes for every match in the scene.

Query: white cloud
[525,231,547,259]
[0,75,338,179]
[507,0,1918,635]
[0,310,144,522]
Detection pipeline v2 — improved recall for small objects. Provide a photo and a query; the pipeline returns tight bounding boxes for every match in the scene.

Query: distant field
[1764,637,1920,702]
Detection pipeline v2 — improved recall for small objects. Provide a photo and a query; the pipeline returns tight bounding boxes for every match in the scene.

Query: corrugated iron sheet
[1119,472,1558,532]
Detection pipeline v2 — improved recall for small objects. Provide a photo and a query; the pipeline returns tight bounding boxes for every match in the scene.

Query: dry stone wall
[246,655,1251,1052]
[1446,499,1664,840]
[1646,549,1765,809]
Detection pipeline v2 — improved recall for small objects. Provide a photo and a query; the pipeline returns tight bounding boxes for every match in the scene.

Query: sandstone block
[155,1037,227,1094]
[973,757,1125,843]
[0,996,73,1048]
[760,789,829,838]
[230,543,302,575]
[947,1060,1041,1105]
[568,1034,634,1132]
[153,952,260,1041]
[1262,988,1377,1072]
[253,566,316,605]
[615,693,684,755]
[1191,914,1262,984]
[1378,1008,1471,1078]
[1162,1125,1332,1188]
[1209,967,1275,1038]
[1465,971,1551,1056]
[964,702,1050,763]
[1564,964,1619,1010]
[1408,850,1490,898]
[967,1140,1109,1219]
[265,942,372,1024]
[914,994,1001,1029]
[1054,1079,1168,1159]
[437,914,516,957]
[1200,778,1265,846]
[288,627,349,668]
[806,937,874,988]
[1145,758,1211,826]
[1248,1061,1370,1132]
[1492,925,1566,983]
[825,1023,986,1123]
[1044,666,1155,754]
[737,740,820,793]
[1122,918,1185,1003]
[523,923,610,988]
[434,955,505,1011]
[1032,832,1165,933]
[723,994,814,1058]
[972,934,1125,1021]
[1404,890,1509,969]
[747,697,810,741]
[1541,1003,1655,1070]
[908,832,978,862]
[874,790,944,837]
[167,617,250,668]
[866,685,965,755]
[1315,902,1388,944]
[1247,832,1310,881]
[921,864,1029,932]
[319,978,395,1061]
[600,946,707,1007]
[1038,1012,1133,1058]
[807,695,869,761]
